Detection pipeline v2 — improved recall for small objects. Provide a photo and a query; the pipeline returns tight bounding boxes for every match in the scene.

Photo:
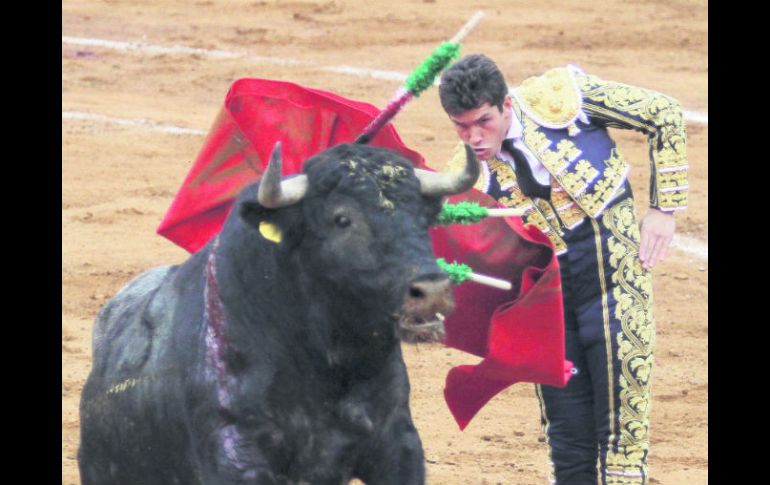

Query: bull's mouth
[397,312,446,343]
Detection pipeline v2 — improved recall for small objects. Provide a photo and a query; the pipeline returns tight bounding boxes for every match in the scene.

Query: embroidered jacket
[445,65,688,254]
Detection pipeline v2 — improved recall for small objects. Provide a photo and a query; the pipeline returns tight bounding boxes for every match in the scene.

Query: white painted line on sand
[670,234,708,261]
[320,65,407,82]
[683,110,708,125]
[62,36,708,126]
[63,36,244,60]
[62,111,207,136]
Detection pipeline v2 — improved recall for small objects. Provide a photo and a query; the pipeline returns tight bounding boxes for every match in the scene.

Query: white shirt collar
[496,108,523,158]
[506,107,523,140]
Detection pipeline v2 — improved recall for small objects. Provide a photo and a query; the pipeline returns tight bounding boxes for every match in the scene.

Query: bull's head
[256,142,479,208]
[242,142,479,344]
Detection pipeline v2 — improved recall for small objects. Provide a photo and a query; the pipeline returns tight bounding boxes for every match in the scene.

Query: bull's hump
[93,266,174,348]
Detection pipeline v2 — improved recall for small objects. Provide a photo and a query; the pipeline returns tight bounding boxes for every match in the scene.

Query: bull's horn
[257,142,309,208]
[414,144,480,197]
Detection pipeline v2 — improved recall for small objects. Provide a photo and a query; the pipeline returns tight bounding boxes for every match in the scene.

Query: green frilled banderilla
[436,201,525,225]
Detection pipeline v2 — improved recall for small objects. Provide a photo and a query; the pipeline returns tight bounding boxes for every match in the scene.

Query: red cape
[157,78,425,253]
[431,191,573,429]
[157,78,572,430]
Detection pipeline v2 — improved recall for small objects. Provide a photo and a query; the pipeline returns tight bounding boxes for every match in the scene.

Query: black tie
[502,139,551,200]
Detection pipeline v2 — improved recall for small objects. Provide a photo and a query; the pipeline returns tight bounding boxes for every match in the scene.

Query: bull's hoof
[398,313,446,343]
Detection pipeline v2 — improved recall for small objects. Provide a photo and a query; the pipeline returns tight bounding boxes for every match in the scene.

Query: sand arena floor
[62,1,707,483]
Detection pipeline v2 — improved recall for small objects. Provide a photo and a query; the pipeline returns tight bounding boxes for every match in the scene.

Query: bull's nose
[404,275,455,318]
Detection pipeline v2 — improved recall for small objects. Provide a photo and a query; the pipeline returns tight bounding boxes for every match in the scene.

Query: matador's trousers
[535,190,656,485]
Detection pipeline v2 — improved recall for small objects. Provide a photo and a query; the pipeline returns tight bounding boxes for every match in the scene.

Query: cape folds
[157,78,572,429]
[157,78,425,253]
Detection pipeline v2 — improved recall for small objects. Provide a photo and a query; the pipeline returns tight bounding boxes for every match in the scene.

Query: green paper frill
[404,42,461,97]
[436,201,490,225]
[436,258,473,285]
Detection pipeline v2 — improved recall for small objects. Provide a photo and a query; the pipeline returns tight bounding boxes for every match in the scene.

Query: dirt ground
[62,1,708,483]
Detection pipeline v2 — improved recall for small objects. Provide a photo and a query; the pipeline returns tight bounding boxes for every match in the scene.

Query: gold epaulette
[513,66,583,134]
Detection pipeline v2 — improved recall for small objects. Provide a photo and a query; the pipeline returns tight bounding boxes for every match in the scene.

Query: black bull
[78,142,479,484]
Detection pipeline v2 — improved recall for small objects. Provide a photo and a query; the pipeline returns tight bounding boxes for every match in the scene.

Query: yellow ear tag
[259,221,282,244]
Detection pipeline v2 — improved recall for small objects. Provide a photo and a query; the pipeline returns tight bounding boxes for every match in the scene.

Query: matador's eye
[334,214,351,228]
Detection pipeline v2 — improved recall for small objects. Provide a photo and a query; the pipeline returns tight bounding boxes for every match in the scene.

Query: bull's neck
[211,224,398,375]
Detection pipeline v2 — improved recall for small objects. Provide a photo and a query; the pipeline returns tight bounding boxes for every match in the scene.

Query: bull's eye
[334,214,351,228]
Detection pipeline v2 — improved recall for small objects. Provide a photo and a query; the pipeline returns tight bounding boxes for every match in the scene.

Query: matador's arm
[573,69,688,213]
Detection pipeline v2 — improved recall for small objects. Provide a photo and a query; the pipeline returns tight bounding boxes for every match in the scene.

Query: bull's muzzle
[398,275,454,343]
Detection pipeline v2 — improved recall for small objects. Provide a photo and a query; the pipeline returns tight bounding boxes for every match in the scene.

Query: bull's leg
[191,424,285,485]
[196,468,279,485]
[77,441,111,485]
[356,418,426,485]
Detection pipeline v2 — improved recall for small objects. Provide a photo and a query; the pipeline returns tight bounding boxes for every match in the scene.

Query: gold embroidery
[520,119,582,175]
[591,219,616,452]
[548,139,583,175]
[524,214,568,255]
[514,67,583,128]
[571,148,629,217]
[517,102,630,219]
[558,159,600,197]
[521,119,552,156]
[487,131,589,232]
[535,198,558,223]
[603,198,655,484]
[487,158,518,189]
[576,71,688,212]
[657,191,688,210]
[489,160,569,254]
[657,169,688,191]
[550,182,586,229]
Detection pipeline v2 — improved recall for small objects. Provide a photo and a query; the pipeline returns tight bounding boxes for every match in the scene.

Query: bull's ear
[240,200,301,246]
[240,200,280,241]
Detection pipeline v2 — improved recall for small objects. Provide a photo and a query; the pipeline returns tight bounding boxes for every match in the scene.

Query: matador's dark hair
[438,54,509,115]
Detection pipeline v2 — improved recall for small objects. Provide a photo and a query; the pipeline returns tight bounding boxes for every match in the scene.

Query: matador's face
[448,96,512,162]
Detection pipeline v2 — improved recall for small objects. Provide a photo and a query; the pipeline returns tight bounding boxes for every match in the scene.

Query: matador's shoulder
[512,65,586,130]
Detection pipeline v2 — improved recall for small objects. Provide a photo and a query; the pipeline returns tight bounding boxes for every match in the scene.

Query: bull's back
[79,265,202,485]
